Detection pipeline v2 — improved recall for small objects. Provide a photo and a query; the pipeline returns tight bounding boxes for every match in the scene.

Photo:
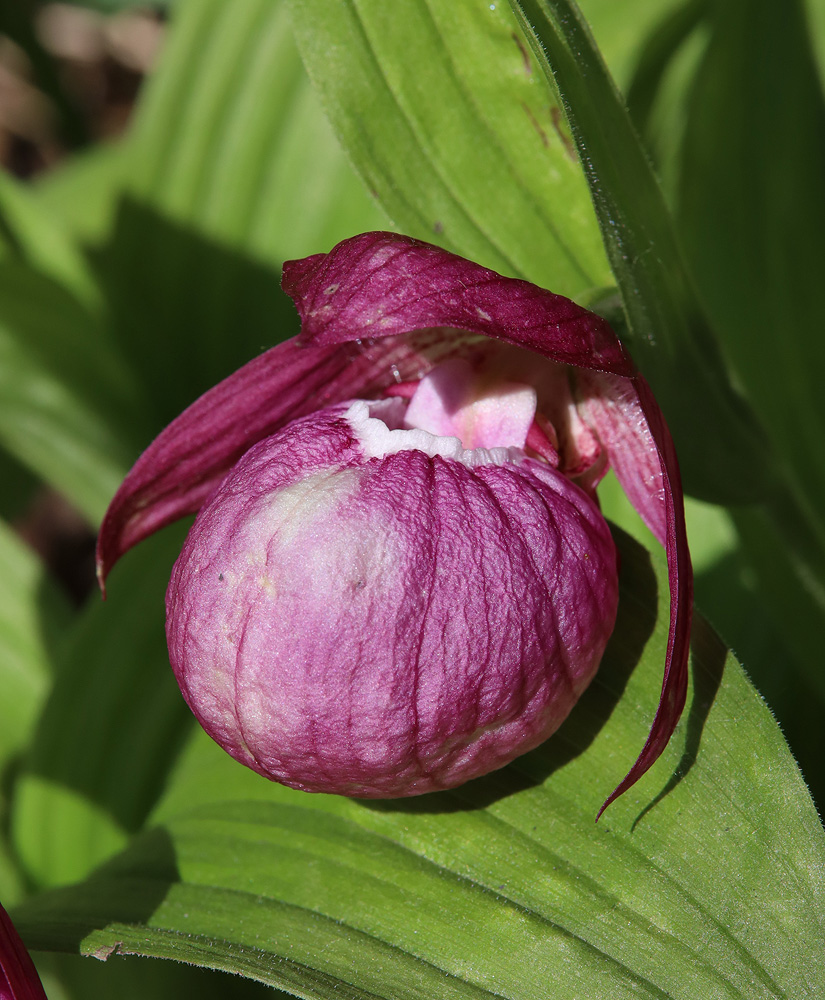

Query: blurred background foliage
[0,0,824,996]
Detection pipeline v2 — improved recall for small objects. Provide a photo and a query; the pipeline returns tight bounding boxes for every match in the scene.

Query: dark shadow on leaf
[90,195,301,437]
[364,526,658,816]
[22,524,194,840]
[13,826,179,954]
[631,614,727,830]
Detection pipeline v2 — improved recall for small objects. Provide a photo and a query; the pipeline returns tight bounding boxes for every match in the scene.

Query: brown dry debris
[0,3,164,177]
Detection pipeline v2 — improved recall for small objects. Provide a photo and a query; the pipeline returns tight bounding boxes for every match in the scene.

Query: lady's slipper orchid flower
[1,902,47,1000]
[97,232,692,815]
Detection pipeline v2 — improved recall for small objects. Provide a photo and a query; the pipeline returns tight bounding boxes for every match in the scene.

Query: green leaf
[0,519,71,903]
[0,171,100,305]
[11,525,192,890]
[0,520,70,762]
[97,0,388,424]
[672,0,825,713]
[677,0,825,538]
[577,0,700,92]
[34,951,281,1000]
[286,0,612,298]
[32,142,128,250]
[506,0,770,506]
[0,260,142,524]
[14,529,825,997]
[0,171,148,520]
[622,0,710,193]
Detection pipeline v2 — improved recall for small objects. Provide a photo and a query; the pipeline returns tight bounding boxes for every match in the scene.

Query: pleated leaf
[0,521,69,763]
[286,0,612,299]
[14,529,825,998]
[0,260,142,525]
[0,520,71,904]
[11,525,192,891]
[0,176,145,522]
[677,0,825,552]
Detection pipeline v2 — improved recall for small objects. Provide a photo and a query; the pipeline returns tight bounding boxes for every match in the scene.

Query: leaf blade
[286,0,612,298]
[14,530,825,998]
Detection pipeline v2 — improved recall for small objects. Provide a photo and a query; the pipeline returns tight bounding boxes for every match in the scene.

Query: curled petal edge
[284,233,693,816]
[97,231,693,815]
[96,333,461,591]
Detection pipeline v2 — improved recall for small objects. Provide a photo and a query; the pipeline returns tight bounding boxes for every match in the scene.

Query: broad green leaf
[15,529,825,998]
[0,171,99,305]
[32,142,128,249]
[286,0,612,298]
[0,260,142,523]
[0,170,147,519]
[34,951,280,1000]
[506,0,770,506]
[577,0,699,92]
[0,521,70,762]
[127,0,384,262]
[620,0,710,194]
[11,525,192,890]
[622,0,707,133]
[600,472,825,808]
[677,0,825,539]
[674,0,825,709]
[98,0,387,424]
[0,519,71,903]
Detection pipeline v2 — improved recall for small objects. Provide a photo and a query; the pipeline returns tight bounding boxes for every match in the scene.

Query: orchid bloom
[97,232,692,815]
[1,902,47,1000]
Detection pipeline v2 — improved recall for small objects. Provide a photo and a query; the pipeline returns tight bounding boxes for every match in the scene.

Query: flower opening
[97,232,692,815]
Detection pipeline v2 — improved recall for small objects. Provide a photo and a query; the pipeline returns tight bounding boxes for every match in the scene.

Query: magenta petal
[284,231,693,813]
[97,334,457,587]
[1,903,47,1000]
[283,232,635,377]
[581,372,693,817]
[167,405,619,796]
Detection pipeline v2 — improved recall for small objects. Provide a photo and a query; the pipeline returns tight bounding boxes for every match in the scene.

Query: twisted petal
[284,232,634,375]
[283,232,692,813]
[97,333,460,588]
[578,372,692,816]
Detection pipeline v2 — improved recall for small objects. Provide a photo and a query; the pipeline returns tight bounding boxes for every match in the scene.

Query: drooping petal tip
[99,230,693,816]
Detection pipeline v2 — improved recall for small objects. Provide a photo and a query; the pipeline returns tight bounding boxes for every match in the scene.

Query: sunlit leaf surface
[287,0,612,299]
[15,530,825,998]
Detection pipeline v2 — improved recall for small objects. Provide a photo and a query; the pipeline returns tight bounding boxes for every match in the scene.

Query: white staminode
[346,398,523,468]
[405,358,537,451]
